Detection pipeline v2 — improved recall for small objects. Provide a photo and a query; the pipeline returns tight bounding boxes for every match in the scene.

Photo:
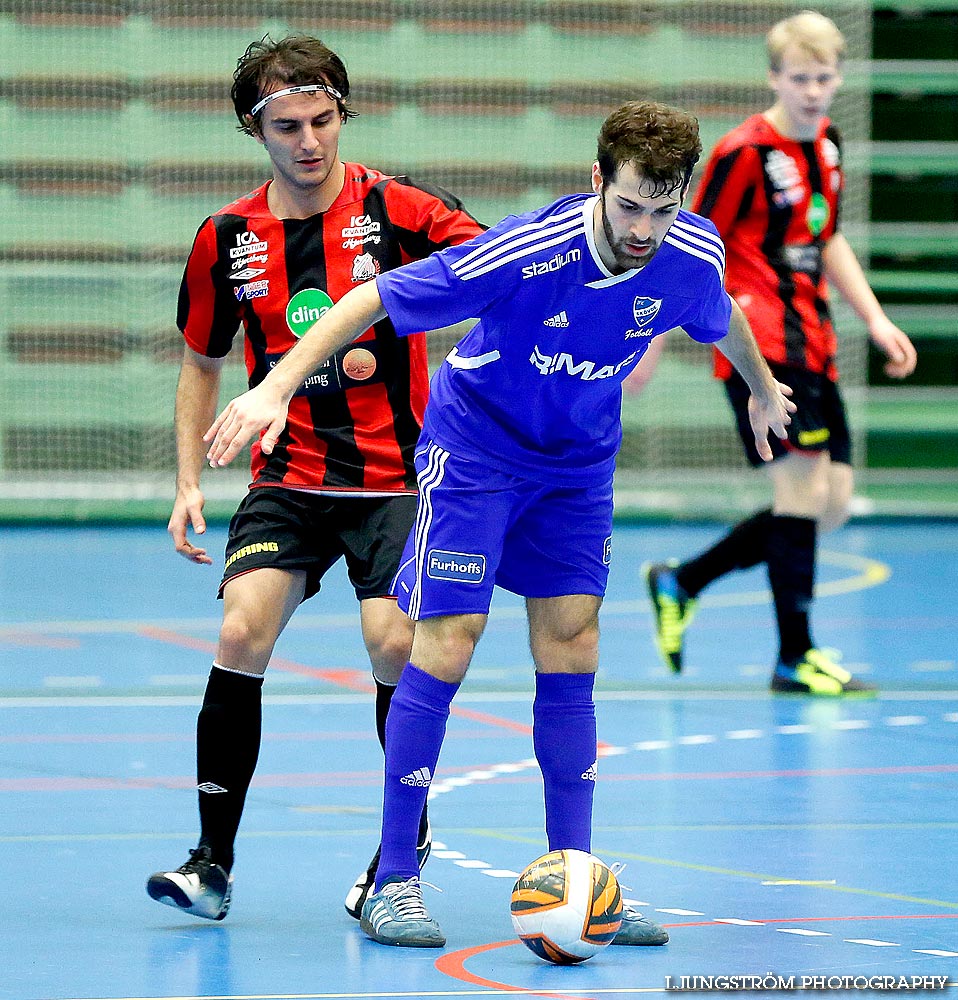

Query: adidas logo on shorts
[580,761,598,781]
[400,767,433,787]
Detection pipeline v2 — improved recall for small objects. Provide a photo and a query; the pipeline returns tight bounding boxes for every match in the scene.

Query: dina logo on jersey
[632,296,662,328]
[426,549,486,584]
[286,288,334,338]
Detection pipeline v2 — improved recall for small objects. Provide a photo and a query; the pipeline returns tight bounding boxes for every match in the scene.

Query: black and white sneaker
[344,821,432,920]
[147,846,233,921]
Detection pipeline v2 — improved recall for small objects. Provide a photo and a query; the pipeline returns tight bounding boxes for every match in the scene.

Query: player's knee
[819,493,852,533]
[366,626,414,678]
[534,616,599,663]
[412,615,484,677]
[218,611,274,668]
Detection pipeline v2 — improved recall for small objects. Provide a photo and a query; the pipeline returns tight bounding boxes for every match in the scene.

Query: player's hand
[204,386,290,468]
[747,380,796,462]
[168,486,212,565]
[869,316,917,379]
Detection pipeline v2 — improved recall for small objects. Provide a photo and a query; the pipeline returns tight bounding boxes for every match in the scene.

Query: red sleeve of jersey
[384,177,486,259]
[692,142,759,243]
[177,217,240,358]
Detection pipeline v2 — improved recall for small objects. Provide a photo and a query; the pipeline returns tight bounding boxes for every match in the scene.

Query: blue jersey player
[205,101,795,949]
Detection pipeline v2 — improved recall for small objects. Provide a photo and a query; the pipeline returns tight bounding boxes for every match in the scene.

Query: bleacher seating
[0,0,954,509]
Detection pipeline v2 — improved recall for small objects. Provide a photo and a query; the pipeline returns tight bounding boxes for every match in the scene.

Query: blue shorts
[391,440,613,620]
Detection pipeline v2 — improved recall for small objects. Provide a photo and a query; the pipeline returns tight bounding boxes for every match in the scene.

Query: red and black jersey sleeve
[177,216,243,359]
[693,140,760,242]
[380,175,486,263]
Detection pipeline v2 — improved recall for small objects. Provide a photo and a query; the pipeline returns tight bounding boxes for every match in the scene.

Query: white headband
[250,83,343,117]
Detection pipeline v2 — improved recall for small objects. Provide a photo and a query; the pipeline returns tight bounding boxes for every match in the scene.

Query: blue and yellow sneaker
[771,648,877,697]
[643,560,697,674]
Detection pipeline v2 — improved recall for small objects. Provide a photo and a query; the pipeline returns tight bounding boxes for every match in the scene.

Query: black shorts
[724,363,852,469]
[219,487,418,601]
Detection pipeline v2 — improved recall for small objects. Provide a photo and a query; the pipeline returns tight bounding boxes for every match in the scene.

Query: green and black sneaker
[770,648,877,697]
[643,560,697,674]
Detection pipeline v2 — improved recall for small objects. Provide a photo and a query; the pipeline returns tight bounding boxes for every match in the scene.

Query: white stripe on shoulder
[668,225,726,268]
[672,217,725,252]
[457,224,585,281]
[451,203,584,274]
[452,214,585,281]
[663,233,725,281]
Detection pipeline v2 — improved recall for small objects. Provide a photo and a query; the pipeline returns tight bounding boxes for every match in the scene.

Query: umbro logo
[400,767,433,787]
[581,761,597,781]
[544,311,569,328]
[197,782,228,794]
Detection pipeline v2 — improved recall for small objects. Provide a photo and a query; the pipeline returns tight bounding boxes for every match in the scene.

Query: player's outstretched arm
[204,280,387,467]
[822,233,918,380]
[716,298,796,461]
[170,347,225,564]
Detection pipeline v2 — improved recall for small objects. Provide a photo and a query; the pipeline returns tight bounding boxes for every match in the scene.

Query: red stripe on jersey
[694,115,841,381]
[180,219,224,356]
[344,380,408,489]
[179,166,483,491]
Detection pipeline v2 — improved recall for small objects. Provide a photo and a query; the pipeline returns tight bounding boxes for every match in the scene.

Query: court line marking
[452,831,958,911]
[435,917,958,997]
[0,549,893,643]
[6,591,955,990]
[57,991,671,1000]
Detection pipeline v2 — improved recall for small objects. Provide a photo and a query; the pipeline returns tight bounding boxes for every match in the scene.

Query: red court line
[0,632,80,648]
[437,915,958,997]
[139,624,543,737]
[137,627,374,693]
[0,770,386,793]
[435,939,593,1000]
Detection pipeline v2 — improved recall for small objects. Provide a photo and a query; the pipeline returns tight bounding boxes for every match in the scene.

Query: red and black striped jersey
[178,163,484,494]
[692,114,844,381]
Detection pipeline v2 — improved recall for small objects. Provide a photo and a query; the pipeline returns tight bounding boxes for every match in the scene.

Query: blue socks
[533,671,597,853]
[375,666,597,889]
[376,664,458,890]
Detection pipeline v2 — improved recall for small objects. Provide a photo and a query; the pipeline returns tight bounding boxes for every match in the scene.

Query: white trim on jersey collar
[585,196,640,287]
[250,83,343,117]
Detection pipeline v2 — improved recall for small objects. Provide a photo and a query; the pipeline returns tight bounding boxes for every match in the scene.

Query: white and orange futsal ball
[510,849,623,964]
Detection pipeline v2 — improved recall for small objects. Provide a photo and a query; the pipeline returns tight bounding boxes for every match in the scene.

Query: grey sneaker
[611,903,669,946]
[146,846,233,921]
[360,876,445,947]
[344,821,432,920]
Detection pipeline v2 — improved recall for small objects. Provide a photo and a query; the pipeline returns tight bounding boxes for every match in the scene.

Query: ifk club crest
[632,296,662,328]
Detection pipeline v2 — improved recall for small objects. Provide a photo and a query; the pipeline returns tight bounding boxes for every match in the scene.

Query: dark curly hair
[596,101,702,196]
[231,34,358,136]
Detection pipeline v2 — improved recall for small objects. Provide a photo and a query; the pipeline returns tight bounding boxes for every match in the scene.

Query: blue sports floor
[1,521,956,1000]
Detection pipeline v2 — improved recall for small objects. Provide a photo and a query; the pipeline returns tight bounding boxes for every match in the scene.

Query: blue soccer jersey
[376,193,731,486]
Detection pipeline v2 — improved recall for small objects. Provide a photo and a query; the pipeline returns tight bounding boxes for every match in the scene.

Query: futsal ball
[510,849,623,964]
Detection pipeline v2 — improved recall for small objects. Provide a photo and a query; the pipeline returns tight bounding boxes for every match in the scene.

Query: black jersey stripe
[757,147,805,369]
